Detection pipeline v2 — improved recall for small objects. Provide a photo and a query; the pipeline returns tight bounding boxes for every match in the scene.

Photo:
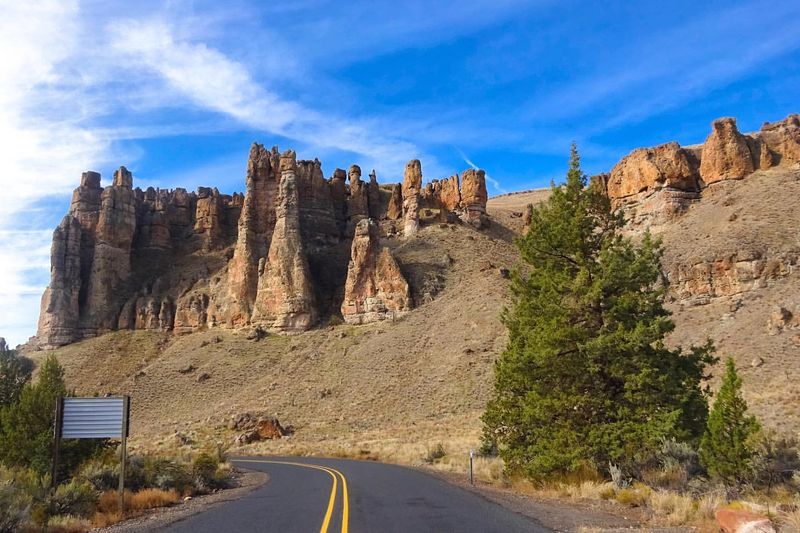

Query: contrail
[454,147,507,194]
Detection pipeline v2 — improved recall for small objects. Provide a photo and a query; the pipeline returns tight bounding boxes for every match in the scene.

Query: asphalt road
[162,456,549,533]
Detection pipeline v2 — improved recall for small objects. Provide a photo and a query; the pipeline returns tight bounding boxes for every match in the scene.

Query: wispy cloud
[455,147,507,195]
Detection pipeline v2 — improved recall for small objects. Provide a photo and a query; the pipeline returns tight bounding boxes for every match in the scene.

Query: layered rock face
[605,113,799,229]
[36,142,492,348]
[341,219,410,324]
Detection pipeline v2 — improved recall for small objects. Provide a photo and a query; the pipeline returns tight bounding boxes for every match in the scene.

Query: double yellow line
[236,459,349,533]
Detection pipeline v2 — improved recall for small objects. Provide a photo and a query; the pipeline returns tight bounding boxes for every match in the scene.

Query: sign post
[469,449,474,485]
[53,396,131,512]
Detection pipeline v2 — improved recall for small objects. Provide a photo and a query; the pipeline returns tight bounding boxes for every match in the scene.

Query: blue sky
[0,0,798,346]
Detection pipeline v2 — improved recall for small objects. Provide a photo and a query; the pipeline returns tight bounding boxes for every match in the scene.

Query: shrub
[748,430,800,492]
[615,483,651,507]
[77,453,119,492]
[50,479,98,518]
[424,443,446,464]
[145,459,194,494]
[0,480,29,533]
[193,452,223,492]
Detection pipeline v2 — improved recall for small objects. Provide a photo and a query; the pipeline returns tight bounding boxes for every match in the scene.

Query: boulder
[700,117,754,184]
[715,508,775,533]
[341,219,411,324]
[230,412,292,444]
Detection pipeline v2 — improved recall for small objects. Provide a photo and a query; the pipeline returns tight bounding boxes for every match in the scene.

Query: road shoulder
[99,469,268,533]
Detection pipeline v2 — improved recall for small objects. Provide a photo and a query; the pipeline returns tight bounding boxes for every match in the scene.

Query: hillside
[23,113,800,460]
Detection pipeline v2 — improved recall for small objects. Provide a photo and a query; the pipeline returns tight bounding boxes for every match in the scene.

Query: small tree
[0,355,105,477]
[482,146,716,480]
[0,349,34,408]
[700,358,760,485]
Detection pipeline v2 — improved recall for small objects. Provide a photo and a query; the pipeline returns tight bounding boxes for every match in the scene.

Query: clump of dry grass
[92,488,181,526]
[46,514,92,533]
[614,483,651,507]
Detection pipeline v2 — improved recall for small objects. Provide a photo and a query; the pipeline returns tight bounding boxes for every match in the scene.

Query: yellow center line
[235,459,349,533]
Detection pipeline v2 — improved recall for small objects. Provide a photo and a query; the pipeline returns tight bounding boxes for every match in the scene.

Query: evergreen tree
[0,354,66,474]
[0,349,34,408]
[700,357,760,485]
[482,146,716,479]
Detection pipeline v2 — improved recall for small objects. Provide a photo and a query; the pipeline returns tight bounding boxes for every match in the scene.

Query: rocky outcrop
[0,338,7,352]
[341,219,411,324]
[387,183,403,220]
[699,118,754,184]
[229,412,292,444]
[346,164,369,226]
[604,113,800,230]
[460,169,488,228]
[251,151,317,332]
[36,142,480,347]
[608,142,698,199]
[402,160,422,237]
[759,114,800,165]
[226,144,280,326]
[367,170,381,219]
[667,251,799,304]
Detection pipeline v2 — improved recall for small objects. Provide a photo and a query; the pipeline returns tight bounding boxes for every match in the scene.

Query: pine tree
[0,349,34,408]
[700,357,760,485]
[0,354,66,474]
[482,145,716,479]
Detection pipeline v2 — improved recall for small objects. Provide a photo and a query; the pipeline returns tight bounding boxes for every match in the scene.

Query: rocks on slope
[341,219,411,324]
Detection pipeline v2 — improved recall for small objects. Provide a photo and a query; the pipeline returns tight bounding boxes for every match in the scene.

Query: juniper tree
[482,145,715,479]
[700,357,760,485]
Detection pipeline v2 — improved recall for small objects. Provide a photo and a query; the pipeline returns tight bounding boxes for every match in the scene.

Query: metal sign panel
[61,397,126,439]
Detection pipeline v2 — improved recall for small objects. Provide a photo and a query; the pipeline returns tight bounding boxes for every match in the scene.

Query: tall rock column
[341,219,411,324]
[252,150,317,332]
[459,168,488,228]
[37,216,83,347]
[402,159,422,237]
[227,144,280,325]
[367,169,381,219]
[194,187,224,250]
[699,117,754,184]
[347,164,369,227]
[83,166,138,335]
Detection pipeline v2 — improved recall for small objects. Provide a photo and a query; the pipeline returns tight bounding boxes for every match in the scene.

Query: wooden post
[51,397,64,488]
[118,395,130,515]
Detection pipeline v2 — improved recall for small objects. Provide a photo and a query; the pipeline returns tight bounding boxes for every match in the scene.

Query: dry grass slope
[29,170,800,461]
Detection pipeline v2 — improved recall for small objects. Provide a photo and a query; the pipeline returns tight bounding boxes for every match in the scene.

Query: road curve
[161,456,549,533]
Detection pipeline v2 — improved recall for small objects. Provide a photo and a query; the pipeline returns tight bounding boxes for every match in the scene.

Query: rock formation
[36,139,496,347]
[0,338,7,352]
[341,219,411,324]
[226,144,280,326]
[460,169,489,228]
[402,160,422,237]
[386,183,403,220]
[604,113,800,229]
[699,117,754,184]
[346,164,369,226]
[251,151,317,332]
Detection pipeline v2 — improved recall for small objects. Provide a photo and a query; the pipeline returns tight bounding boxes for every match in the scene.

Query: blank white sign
[62,397,125,439]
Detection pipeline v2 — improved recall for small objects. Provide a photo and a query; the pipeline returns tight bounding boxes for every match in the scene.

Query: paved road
[162,456,548,532]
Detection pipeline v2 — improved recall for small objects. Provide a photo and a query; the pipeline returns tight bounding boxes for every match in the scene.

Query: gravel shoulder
[99,469,268,533]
